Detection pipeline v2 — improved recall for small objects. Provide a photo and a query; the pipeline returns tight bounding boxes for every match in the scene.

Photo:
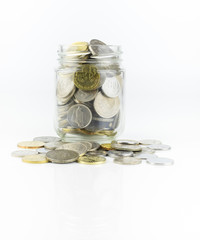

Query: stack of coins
[12,136,174,166]
[56,39,123,139]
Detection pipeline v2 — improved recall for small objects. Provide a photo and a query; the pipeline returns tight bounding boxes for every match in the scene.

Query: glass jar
[55,41,125,143]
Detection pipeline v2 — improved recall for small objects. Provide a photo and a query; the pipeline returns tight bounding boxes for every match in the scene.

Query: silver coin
[89,39,114,56]
[79,141,92,151]
[85,150,107,157]
[147,144,171,151]
[139,139,162,145]
[58,118,69,128]
[57,142,87,156]
[44,141,64,150]
[67,104,92,128]
[74,89,98,103]
[88,141,100,151]
[147,157,174,166]
[36,148,50,154]
[11,150,37,158]
[111,141,142,152]
[102,76,120,98]
[57,99,75,114]
[108,150,133,158]
[140,147,156,154]
[114,157,142,165]
[33,136,60,143]
[135,153,157,160]
[56,72,75,98]
[57,87,76,106]
[114,139,139,145]
[94,92,120,118]
[46,149,79,164]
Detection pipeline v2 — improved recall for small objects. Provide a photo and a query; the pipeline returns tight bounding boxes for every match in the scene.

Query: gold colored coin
[74,65,100,91]
[22,154,49,164]
[78,156,106,165]
[17,141,45,149]
[100,143,113,150]
[67,42,88,53]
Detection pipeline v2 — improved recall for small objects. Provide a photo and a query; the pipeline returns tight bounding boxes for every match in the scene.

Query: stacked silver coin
[56,39,123,137]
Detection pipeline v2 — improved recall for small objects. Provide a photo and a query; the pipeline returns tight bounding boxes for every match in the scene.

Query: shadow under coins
[53,161,123,240]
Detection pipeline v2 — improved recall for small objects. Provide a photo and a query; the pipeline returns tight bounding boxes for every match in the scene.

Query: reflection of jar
[55,41,125,142]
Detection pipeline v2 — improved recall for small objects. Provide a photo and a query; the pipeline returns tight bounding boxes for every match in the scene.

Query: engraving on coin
[102,76,120,98]
[114,157,142,165]
[94,92,120,118]
[74,65,100,91]
[147,157,174,166]
[17,141,44,149]
[46,149,79,164]
[78,156,106,165]
[74,89,98,103]
[22,154,48,164]
[57,142,87,156]
[11,150,37,158]
[67,104,92,128]
[33,136,61,143]
[89,39,114,56]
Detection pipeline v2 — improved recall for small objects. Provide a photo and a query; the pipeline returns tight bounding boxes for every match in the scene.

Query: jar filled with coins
[55,39,124,142]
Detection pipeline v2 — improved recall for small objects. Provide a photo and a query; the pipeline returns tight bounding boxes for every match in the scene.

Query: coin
[147,157,174,166]
[57,142,87,156]
[74,65,100,91]
[102,76,120,98]
[139,139,162,145]
[67,104,92,128]
[17,141,44,149]
[94,92,120,118]
[57,87,76,106]
[67,42,88,53]
[56,73,75,98]
[114,139,139,145]
[33,136,60,143]
[140,147,155,154]
[147,144,171,151]
[108,150,133,158]
[111,141,142,152]
[46,149,79,164]
[100,143,113,150]
[79,141,92,151]
[22,154,48,164]
[114,157,142,165]
[135,153,157,160]
[36,148,50,154]
[89,39,114,56]
[85,150,107,157]
[88,141,100,151]
[44,141,64,150]
[74,89,98,103]
[78,156,106,165]
[11,150,37,158]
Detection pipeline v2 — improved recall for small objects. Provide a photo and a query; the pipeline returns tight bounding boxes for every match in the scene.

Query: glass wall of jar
[55,40,125,143]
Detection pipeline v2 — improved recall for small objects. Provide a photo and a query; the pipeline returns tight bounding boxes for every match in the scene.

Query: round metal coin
[74,89,98,103]
[46,150,79,164]
[147,157,174,166]
[89,39,114,56]
[114,139,139,145]
[11,150,37,158]
[111,142,142,152]
[102,76,120,98]
[44,141,64,150]
[94,92,120,118]
[78,156,106,165]
[88,141,100,151]
[108,150,133,158]
[79,141,92,151]
[57,142,87,156]
[67,104,92,128]
[135,153,157,160]
[36,148,50,154]
[56,73,75,98]
[33,136,60,143]
[147,144,171,151]
[114,157,142,165]
[22,154,48,164]
[85,150,107,157]
[101,143,113,150]
[139,139,162,145]
[17,141,44,149]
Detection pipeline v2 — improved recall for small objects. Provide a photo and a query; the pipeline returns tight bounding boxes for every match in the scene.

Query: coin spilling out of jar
[56,39,124,141]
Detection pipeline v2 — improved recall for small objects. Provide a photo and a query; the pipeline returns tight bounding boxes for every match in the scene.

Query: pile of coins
[56,39,123,138]
[12,136,174,166]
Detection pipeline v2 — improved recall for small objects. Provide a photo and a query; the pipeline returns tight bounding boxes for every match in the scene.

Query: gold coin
[22,154,49,164]
[74,64,100,91]
[100,143,113,150]
[17,141,45,149]
[67,42,88,53]
[78,156,106,165]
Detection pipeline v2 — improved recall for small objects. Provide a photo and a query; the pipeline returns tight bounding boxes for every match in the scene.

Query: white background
[0,0,200,239]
